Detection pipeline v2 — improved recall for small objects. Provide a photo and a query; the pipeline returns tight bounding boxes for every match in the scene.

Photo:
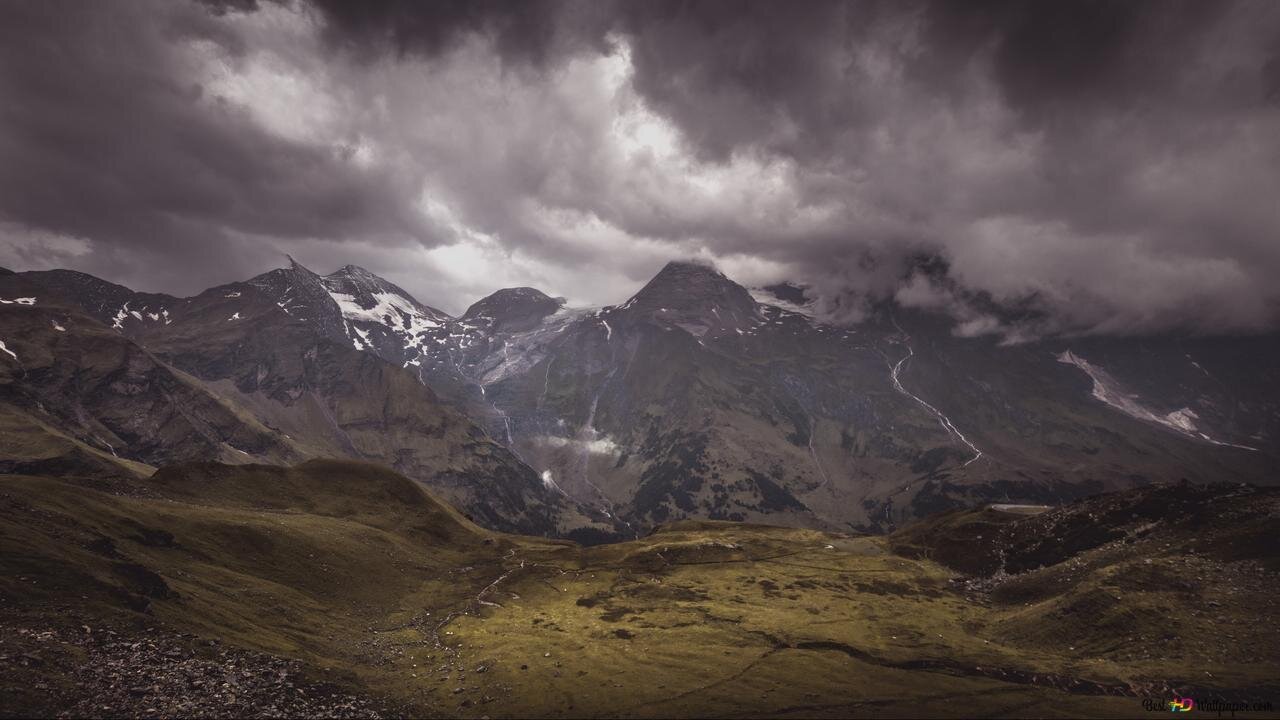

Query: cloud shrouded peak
[1,0,1277,337]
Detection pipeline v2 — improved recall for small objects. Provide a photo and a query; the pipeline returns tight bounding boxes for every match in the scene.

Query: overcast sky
[1,0,1278,336]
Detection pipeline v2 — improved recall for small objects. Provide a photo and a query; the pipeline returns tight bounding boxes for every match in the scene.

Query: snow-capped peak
[310,264,453,360]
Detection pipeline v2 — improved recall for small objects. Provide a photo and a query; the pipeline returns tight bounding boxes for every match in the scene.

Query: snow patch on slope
[351,323,372,349]
[1164,407,1199,433]
[111,302,170,330]
[328,290,438,329]
[1057,350,1257,450]
[324,287,445,356]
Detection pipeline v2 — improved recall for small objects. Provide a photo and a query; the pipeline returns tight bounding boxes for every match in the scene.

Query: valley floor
[2,463,1278,718]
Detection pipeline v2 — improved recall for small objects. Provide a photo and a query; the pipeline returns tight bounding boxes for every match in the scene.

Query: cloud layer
[1,0,1277,335]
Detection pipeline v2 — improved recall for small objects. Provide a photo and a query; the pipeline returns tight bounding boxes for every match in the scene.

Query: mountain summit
[0,262,605,537]
[320,264,451,327]
[463,287,564,332]
[626,261,756,314]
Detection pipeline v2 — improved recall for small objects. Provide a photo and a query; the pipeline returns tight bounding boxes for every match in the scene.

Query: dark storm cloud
[608,1,1248,157]
[303,0,890,160]
[0,0,428,293]
[922,1,1223,117]
[2,0,1278,336]
[606,0,1280,335]
[308,0,610,66]
[614,1,889,162]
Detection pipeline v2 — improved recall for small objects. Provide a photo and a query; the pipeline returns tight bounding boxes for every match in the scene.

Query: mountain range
[4,259,1280,717]
[2,259,1277,540]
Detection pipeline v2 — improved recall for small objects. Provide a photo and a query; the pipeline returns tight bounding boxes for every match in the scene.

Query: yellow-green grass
[2,462,1275,718]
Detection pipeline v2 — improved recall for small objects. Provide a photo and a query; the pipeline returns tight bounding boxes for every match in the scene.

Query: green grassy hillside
[2,463,1276,718]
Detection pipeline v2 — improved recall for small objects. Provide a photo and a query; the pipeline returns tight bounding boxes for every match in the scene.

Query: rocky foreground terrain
[2,461,1277,718]
[2,625,385,718]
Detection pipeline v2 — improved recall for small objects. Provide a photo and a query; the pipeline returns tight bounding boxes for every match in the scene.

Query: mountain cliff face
[442,262,1276,533]
[0,302,295,479]
[3,260,1277,537]
[0,267,601,537]
[186,259,1277,535]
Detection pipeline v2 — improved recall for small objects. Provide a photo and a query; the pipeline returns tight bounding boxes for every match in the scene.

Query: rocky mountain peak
[621,260,759,330]
[242,260,348,341]
[250,257,324,296]
[334,263,373,277]
[283,255,321,279]
[651,259,729,282]
[463,287,564,332]
[320,265,448,322]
